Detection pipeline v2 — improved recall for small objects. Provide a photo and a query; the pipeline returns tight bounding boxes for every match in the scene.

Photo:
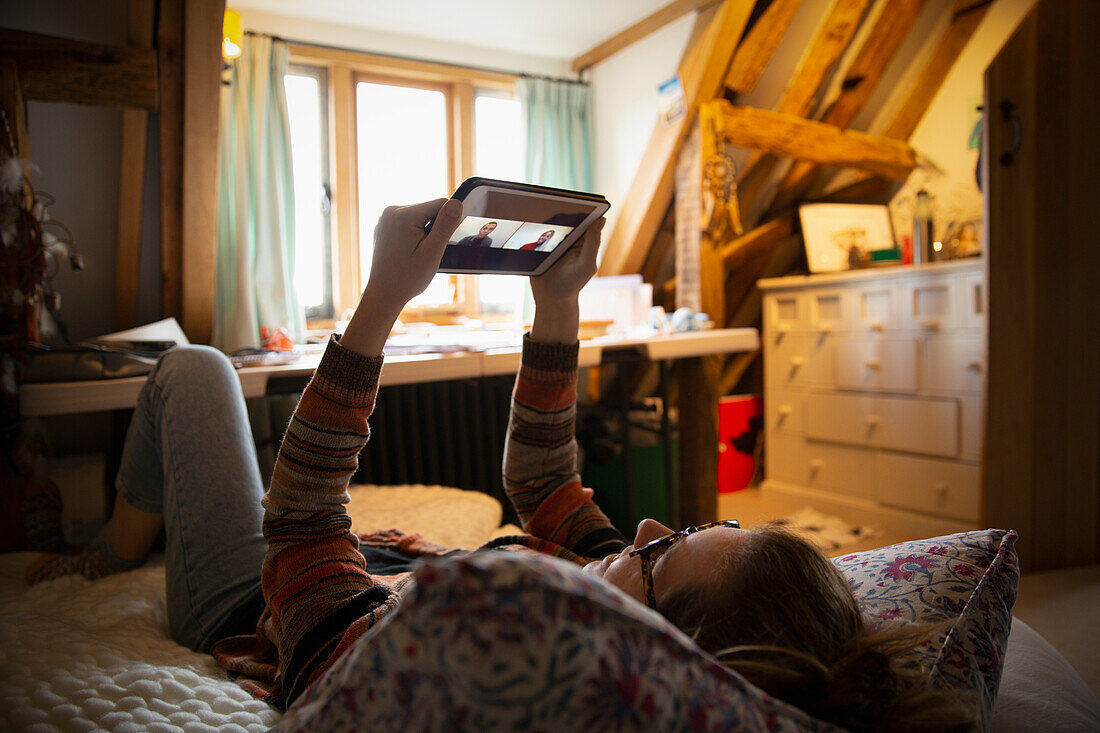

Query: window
[284,65,332,320]
[284,46,523,324]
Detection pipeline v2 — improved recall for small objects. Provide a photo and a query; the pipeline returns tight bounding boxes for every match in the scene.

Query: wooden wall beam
[715,102,917,180]
[598,0,755,277]
[724,0,803,97]
[0,59,29,158]
[180,0,225,344]
[158,0,184,323]
[571,0,720,73]
[734,0,873,223]
[769,0,927,208]
[0,27,157,109]
[114,0,156,330]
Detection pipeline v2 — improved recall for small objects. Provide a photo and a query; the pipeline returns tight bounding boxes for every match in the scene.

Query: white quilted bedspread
[0,484,520,731]
[0,553,280,732]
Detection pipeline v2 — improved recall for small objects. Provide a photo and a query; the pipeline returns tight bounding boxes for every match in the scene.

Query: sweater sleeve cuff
[520,333,579,381]
[311,334,385,405]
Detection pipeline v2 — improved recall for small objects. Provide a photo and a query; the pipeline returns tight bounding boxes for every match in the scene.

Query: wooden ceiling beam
[715,102,917,179]
[598,0,755,276]
[882,0,992,141]
[733,0,873,222]
[769,0,928,207]
[0,27,157,109]
[725,0,804,97]
[571,0,721,74]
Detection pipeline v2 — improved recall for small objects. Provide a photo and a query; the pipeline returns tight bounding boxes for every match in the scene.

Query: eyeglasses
[628,520,741,611]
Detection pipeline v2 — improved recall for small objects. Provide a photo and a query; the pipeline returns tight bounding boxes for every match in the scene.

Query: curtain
[516,77,594,191]
[213,35,303,353]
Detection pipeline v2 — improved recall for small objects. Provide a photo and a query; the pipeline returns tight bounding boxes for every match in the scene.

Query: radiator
[354,375,518,525]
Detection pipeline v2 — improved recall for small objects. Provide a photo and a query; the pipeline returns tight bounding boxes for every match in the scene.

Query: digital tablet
[429,177,610,276]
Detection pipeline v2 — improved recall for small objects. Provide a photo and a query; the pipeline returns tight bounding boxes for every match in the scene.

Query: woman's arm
[260,198,463,703]
[503,221,629,559]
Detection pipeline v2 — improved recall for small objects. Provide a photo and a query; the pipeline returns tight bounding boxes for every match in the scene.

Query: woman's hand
[341,198,463,357]
[529,218,605,344]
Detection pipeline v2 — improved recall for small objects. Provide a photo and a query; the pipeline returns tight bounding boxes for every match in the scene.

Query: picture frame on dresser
[798,203,896,273]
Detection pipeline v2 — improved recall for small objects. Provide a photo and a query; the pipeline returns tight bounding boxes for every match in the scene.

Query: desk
[20,329,758,417]
[20,328,759,527]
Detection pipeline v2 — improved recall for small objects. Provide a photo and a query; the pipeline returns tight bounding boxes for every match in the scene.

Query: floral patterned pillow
[276,551,843,733]
[833,529,1020,731]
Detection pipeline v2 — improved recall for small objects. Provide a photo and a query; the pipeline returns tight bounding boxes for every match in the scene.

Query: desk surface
[19,328,759,417]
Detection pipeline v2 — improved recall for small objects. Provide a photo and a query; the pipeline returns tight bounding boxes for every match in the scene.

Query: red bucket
[717,395,762,493]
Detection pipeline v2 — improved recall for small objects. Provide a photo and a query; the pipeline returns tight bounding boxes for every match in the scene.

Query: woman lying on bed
[27,199,974,731]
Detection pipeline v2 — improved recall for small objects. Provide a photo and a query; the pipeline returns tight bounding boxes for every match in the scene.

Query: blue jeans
[116,345,267,652]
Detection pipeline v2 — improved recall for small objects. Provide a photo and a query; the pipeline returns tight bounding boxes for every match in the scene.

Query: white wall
[586,13,696,236]
[236,8,572,78]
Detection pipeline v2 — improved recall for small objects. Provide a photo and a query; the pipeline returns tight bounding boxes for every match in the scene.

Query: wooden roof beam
[716,101,917,179]
[724,0,804,97]
[769,0,928,208]
[571,0,721,74]
[733,0,873,223]
[598,0,756,276]
[0,27,157,109]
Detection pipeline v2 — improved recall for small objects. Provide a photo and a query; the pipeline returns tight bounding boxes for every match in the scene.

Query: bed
[2,485,1097,731]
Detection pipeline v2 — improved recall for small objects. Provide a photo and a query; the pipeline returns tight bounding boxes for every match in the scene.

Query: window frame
[284,63,334,321]
[285,44,517,325]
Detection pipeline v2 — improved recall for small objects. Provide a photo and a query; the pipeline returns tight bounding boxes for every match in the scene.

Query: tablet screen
[438,187,604,274]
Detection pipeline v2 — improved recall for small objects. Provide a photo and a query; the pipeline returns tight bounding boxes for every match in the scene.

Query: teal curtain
[516,77,593,191]
[213,35,303,353]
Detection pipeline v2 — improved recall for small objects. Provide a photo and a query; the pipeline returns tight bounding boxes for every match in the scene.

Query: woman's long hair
[659,523,976,732]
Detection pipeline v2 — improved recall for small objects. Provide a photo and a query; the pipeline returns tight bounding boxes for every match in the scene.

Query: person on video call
[455,220,497,247]
[519,229,555,252]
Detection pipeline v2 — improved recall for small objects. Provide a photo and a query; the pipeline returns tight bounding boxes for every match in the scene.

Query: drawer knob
[921,319,942,331]
[866,359,882,371]
[866,415,881,427]
[778,405,792,416]
[869,322,884,332]
[809,458,824,471]
[818,324,833,335]
[935,481,949,495]
[791,356,805,368]
[778,324,791,335]
[967,361,983,372]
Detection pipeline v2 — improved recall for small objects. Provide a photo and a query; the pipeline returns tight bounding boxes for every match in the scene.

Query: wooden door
[983,0,1100,571]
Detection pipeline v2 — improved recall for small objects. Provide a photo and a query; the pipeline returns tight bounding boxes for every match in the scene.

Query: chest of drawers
[759,260,985,537]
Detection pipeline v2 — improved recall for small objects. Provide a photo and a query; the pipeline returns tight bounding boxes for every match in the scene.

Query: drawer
[922,336,985,393]
[960,395,984,462]
[836,337,919,393]
[807,289,851,335]
[765,335,837,389]
[765,293,806,336]
[805,392,960,457]
[958,271,986,329]
[767,433,874,499]
[765,391,803,436]
[853,285,900,332]
[900,279,958,331]
[875,452,980,521]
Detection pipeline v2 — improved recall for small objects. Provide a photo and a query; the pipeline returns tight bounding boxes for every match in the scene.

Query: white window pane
[356,83,449,305]
[285,74,325,309]
[475,94,525,313]
[475,95,523,181]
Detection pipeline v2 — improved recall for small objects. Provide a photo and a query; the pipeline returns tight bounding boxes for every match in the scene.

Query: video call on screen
[439,190,596,272]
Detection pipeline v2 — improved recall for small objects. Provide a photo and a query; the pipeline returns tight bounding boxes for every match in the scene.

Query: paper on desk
[92,318,190,347]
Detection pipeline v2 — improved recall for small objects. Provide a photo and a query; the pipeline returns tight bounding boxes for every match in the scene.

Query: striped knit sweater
[212,334,628,708]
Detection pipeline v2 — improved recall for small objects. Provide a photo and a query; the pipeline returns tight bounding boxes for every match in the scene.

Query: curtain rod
[245,31,588,87]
